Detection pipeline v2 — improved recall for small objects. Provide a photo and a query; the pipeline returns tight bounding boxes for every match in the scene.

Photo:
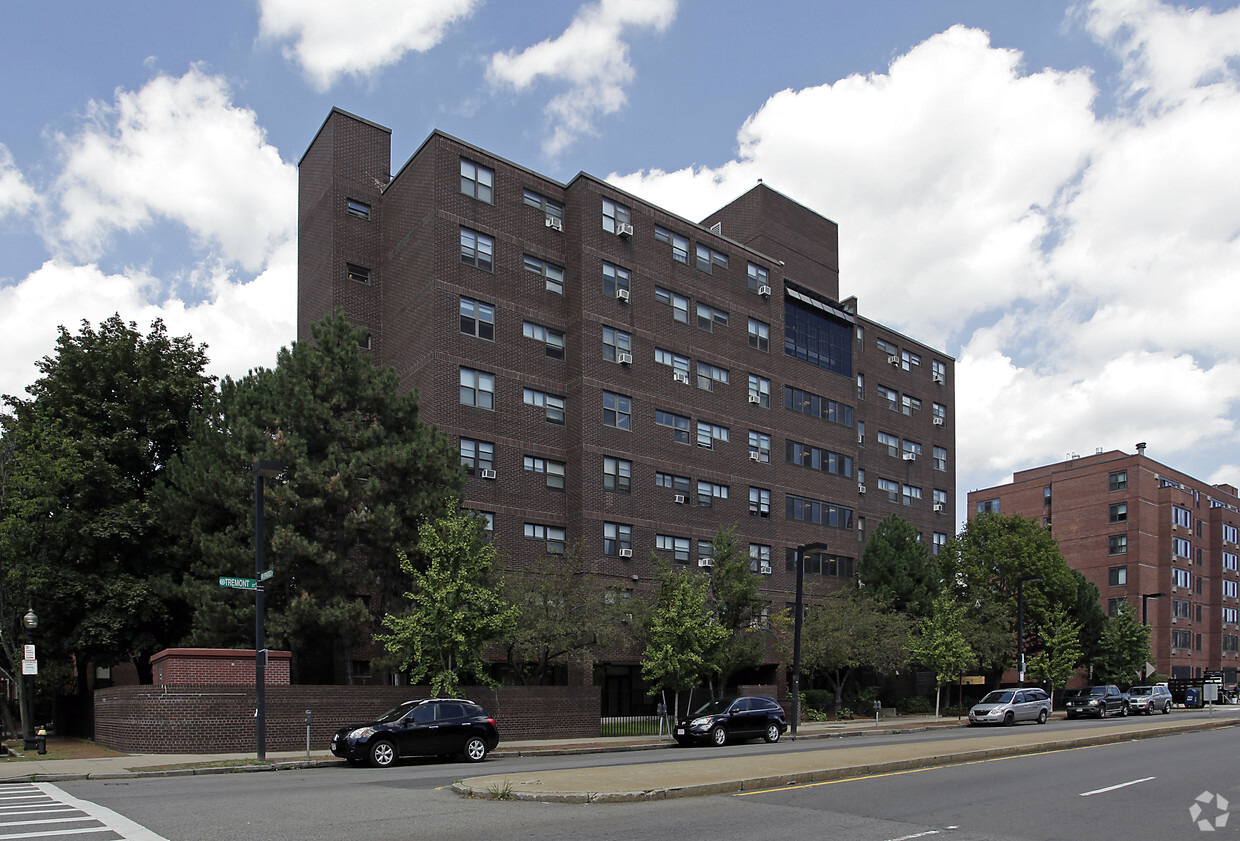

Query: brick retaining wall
[93,684,600,753]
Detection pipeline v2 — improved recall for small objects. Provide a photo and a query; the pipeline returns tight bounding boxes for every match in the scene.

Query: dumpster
[1184,687,1200,708]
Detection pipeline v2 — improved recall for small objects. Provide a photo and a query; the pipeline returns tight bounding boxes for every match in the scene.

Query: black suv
[331,698,499,767]
[1065,685,1128,719]
[674,695,787,746]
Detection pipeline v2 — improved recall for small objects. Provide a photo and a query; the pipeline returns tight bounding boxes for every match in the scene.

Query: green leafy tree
[640,562,729,718]
[378,512,517,696]
[909,593,975,717]
[704,526,769,696]
[857,514,940,617]
[1027,605,1083,703]
[1094,600,1150,687]
[160,310,463,682]
[499,542,625,685]
[1,315,213,688]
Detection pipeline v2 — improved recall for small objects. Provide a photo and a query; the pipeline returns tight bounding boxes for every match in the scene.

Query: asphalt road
[48,716,1238,841]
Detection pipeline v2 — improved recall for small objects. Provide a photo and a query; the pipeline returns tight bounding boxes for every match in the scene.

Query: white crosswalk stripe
[0,783,168,840]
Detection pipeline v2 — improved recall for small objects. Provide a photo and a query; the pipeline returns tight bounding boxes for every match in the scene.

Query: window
[1172,567,1191,589]
[879,478,900,503]
[748,430,771,463]
[858,421,865,446]
[525,522,566,554]
[932,533,947,555]
[695,243,729,273]
[902,484,922,506]
[748,263,769,294]
[1225,551,1239,572]
[697,540,715,565]
[1173,537,1191,558]
[748,374,770,407]
[356,330,372,350]
[1108,566,1127,586]
[877,338,899,357]
[459,296,495,340]
[785,440,853,477]
[933,446,947,471]
[1172,598,1192,620]
[1225,579,1239,598]
[524,455,566,490]
[1108,598,1127,617]
[1109,470,1128,492]
[656,410,690,443]
[1224,607,1238,625]
[469,510,495,540]
[857,373,865,400]
[602,198,631,233]
[1109,502,1127,523]
[346,198,371,219]
[785,386,854,427]
[933,489,948,508]
[602,391,631,430]
[877,385,899,411]
[655,348,690,375]
[1108,534,1128,555]
[696,302,729,331]
[783,297,853,377]
[697,481,729,507]
[459,438,494,474]
[655,287,690,323]
[932,402,946,423]
[602,326,632,362]
[696,421,729,448]
[902,440,923,460]
[603,522,632,556]
[523,388,565,424]
[1173,506,1192,529]
[602,262,631,298]
[655,226,689,263]
[459,367,495,409]
[460,158,493,202]
[524,255,565,295]
[523,322,565,359]
[656,472,690,494]
[523,189,564,223]
[749,487,771,517]
[749,543,772,574]
[346,263,370,284]
[460,228,494,271]
[1225,635,1239,653]
[787,548,855,578]
[976,498,1000,514]
[748,318,769,352]
[1225,523,1239,544]
[786,494,854,528]
[901,350,921,371]
[656,534,690,563]
[697,361,729,391]
[878,431,899,457]
[603,457,632,493]
[1173,629,1192,650]
[931,360,947,383]
[901,394,922,416]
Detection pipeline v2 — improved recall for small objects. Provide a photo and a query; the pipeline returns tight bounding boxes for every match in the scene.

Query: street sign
[219,577,258,590]
[22,660,37,676]
[259,568,274,582]
[23,644,35,661]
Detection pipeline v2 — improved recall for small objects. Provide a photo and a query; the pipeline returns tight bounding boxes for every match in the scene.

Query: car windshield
[690,699,736,716]
[1129,687,1151,696]
[1086,687,1108,696]
[373,703,416,724]
[980,691,1015,704]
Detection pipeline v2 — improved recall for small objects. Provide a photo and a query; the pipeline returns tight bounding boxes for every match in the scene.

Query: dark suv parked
[1065,685,1128,719]
[674,695,787,746]
[331,698,499,767]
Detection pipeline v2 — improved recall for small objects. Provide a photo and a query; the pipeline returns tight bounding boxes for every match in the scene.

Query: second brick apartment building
[298,108,957,700]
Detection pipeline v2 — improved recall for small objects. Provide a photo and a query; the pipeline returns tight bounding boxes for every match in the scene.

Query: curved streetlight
[1141,592,1166,682]
[22,607,38,751]
[790,542,829,736]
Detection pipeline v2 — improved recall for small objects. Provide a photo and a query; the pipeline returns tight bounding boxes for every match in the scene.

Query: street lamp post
[252,460,284,762]
[790,541,829,736]
[1141,592,1166,682]
[1016,576,1042,687]
[22,607,37,751]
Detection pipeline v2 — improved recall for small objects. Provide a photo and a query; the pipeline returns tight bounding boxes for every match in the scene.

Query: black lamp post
[252,460,284,761]
[1141,592,1166,681]
[790,541,829,736]
[22,607,37,751]
[1016,576,1042,686]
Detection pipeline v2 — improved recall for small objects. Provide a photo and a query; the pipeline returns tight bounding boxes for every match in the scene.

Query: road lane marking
[1078,776,1155,797]
[886,831,941,840]
[35,783,170,840]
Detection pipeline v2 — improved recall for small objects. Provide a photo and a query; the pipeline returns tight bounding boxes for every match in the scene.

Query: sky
[3,0,1240,527]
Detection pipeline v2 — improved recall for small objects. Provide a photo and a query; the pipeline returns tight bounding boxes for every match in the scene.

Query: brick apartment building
[969,446,1240,684]
[298,108,957,703]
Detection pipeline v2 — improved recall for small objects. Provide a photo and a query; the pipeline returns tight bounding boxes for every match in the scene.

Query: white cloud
[487,0,677,157]
[0,144,37,221]
[49,66,296,273]
[258,0,480,91]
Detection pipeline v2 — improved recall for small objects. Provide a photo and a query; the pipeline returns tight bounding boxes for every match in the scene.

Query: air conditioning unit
[888,355,900,366]
[903,453,917,461]
[760,566,773,575]
[673,494,687,504]
[480,468,497,480]
[858,434,865,445]
[858,484,867,494]
[933,373,944,384]
[545,216,563,231]
[934,503,944,513]
[749,451,761,462]
[698,558,714,568]
[617,352,633,365]
[616,288,630,302]
[616,222,634,238]
[933,417,945,426]
[673,370,690,385]
[748,394,762,404]
[757,285,772,298]
[618,548,633,558]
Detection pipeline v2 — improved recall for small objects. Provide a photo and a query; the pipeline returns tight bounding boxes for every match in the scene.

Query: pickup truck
[1065,684,1128,718]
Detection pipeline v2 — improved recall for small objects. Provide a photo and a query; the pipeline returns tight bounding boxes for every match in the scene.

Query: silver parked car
[968,688,1052,726]
[1126,684,1173,715]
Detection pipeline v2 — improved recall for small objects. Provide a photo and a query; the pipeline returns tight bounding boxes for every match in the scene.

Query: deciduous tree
[1027,605,1083,703]
[640,562,729,718]
[704,526,769,696]
[909,593,975,717]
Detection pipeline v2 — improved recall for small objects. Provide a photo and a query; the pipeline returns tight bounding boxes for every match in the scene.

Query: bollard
[305,710,313,760]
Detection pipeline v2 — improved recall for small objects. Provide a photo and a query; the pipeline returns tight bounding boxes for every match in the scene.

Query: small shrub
[896,696,932,714]
[801,689,835,712]
[485,779,515,800]
[835,707,854,720]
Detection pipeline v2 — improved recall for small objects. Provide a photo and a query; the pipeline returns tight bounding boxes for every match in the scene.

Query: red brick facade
[150,649,291,687]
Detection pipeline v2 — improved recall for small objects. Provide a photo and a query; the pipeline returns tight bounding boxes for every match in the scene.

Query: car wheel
[763,723,781,743]
[1098,704,1106,719]
[1164,702,1172,714]
[1119,703,1127,717]
[1004,711,1015,727]
[461,736,488,763]
[368,740,396,768]
[709,725,728,747]
[1037,708,1048,725]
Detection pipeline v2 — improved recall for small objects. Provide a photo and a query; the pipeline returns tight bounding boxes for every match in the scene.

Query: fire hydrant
[35,728,46,755]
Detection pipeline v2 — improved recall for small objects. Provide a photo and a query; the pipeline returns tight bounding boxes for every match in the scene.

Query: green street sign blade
[259,568,274,582]
[219,576,257,590]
